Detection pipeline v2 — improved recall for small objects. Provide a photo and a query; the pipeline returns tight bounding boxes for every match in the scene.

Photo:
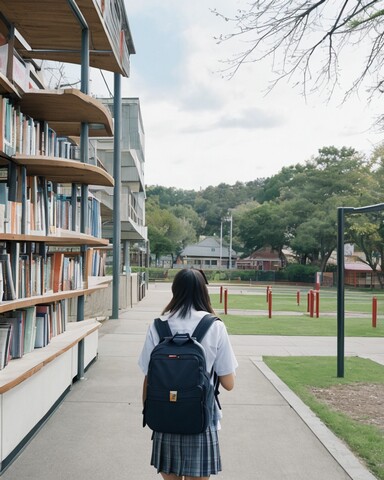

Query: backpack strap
[154,318,172,342]
[192,313,219,343]
[192,314,222,410]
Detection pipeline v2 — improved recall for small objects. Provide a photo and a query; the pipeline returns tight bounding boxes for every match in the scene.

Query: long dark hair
[162,269,215,318]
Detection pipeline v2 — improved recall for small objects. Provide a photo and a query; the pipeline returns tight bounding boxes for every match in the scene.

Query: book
[22,306,36,354]
[52,252,64,293]
[0,323,12,369]
[0,311,25,359]
[34,313,46,348]
[0,247,16,301]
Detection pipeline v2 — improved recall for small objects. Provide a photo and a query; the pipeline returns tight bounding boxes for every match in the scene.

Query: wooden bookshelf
[0,318,101,394]
[17,89,114,137]
[12,155,114,187]
[0,73,20,97]
[0,276,111,314]
[0,1,133,470]
[0,230,109,246]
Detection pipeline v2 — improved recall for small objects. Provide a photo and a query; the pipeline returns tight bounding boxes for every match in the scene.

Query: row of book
[0,300,68,369]
[0,166,102,237]
[0,245,106,302]
[0,95,80,159]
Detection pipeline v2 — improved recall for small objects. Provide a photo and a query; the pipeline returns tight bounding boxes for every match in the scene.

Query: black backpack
[143,314,220,435]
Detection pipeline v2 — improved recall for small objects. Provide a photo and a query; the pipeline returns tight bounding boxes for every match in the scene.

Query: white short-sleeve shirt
[138,309,238,378]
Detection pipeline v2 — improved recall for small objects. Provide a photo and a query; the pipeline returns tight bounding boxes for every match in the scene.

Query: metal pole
[229,215,233,269]
[219,221,223,269]
[111,73,121,319]
[337,207,345,378]
[68,0,89,381]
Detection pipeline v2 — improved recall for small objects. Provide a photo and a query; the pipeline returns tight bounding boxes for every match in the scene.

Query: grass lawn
[221,314,384,336]
[263,356,384,480]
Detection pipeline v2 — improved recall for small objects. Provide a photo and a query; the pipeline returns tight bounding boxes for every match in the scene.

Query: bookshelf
[0,0,135,469]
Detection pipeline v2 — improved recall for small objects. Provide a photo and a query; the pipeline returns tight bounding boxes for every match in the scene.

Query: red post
[268,290,272,318]
[224,289,228,315]
[309,290,314,318]
[297,290,300,306]
[372,296,377,328]
[307,292,310,312]
[316,281,320,291]
[315,290,320,318]
[220,286,223,304]
[266,285,270,303]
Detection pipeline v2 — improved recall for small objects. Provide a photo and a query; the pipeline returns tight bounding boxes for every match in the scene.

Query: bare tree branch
[213,0,384,100]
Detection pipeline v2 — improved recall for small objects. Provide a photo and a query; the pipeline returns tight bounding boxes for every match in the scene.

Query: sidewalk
[2,283,381,480]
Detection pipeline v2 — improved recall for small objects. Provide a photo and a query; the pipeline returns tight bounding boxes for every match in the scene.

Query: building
[177,237,236,269]
[344,262,382,288]
[237,246,283,271]
[90,97,148,271]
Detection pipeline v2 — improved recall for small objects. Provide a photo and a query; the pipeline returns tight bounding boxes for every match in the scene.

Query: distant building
[345,262,382,288]
[177,237,236,269]
[237,246,283,271]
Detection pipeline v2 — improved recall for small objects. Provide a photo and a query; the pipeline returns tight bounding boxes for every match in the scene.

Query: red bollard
[316,282,320,291]
[224,289,228,315]
[220,286,223,304]
[266,285,270,303]
[315,290,320,318]
[297,290,300,306]
[372,296,377,328]
[309,290,314,318]
[268,290,272,318]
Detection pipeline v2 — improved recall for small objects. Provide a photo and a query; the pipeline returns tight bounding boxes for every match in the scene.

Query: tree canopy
[146,143,384,277]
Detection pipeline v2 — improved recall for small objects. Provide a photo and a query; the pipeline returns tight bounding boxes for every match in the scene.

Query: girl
[139,269,238,479]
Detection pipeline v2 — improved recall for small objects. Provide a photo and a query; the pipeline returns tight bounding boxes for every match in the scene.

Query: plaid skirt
[151,426,222,477]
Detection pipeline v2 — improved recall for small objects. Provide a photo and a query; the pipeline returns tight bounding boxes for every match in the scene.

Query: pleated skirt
[151,426,222,477]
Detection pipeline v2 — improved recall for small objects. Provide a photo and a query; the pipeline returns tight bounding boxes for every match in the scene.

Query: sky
[60,1,384,190]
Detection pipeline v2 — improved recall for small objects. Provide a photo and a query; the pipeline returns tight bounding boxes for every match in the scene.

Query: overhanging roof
[0,0,135,76]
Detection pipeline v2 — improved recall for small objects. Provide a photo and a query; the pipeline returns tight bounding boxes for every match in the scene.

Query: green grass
[263,356,384,480]
[221,314,384,336]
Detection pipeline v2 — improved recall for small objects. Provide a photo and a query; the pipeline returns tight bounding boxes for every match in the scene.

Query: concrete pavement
[1,283,382,479]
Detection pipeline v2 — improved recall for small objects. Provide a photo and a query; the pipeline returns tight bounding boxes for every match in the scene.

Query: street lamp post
[220,221,223,269]
[220,215,233,269]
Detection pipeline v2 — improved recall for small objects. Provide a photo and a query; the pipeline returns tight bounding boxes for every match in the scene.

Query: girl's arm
[219,373,235,391]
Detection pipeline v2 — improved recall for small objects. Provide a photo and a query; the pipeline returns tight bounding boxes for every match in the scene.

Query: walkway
[2,283,382,480]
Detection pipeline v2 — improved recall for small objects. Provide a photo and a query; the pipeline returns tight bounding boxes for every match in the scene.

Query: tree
[346,141,384,286]
[213,1,384,102]
[146,197,189,263]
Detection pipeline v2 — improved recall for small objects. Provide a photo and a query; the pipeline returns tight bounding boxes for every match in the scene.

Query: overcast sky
[84,1,383,190]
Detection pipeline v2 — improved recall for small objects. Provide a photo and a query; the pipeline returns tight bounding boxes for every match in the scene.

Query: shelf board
[12,154,114,187]
[0,0,134,76]
[17,89,113,137]
[0,318,101,394]
[0,230,110,246]
[0,277,111,315]
[0,73,20,97]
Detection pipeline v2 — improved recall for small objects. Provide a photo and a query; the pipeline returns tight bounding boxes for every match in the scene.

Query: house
[344,262,382,288]
[237,246,283,271]
[177,237,237,269]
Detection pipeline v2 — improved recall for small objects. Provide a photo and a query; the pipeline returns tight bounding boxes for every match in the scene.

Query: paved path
[2,283,382,479]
